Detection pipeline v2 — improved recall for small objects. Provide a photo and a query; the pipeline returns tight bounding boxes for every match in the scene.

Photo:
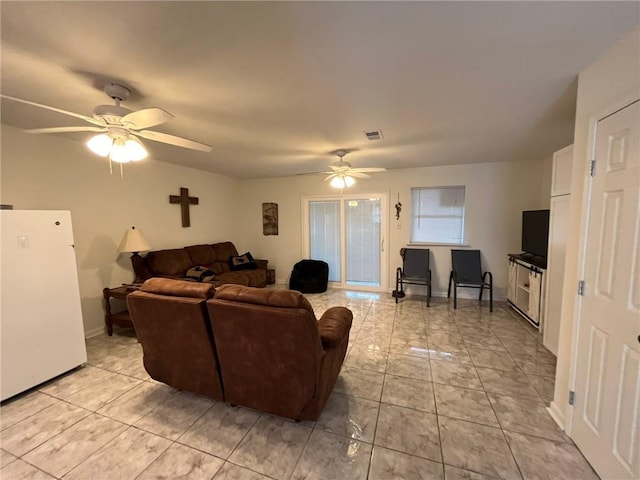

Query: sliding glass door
[308,200,341,282]
[303,193,387,290]
[344,198,381,286]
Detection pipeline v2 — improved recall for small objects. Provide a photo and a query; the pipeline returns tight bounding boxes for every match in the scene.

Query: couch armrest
[318,307,353,349]
[254,259,268,270]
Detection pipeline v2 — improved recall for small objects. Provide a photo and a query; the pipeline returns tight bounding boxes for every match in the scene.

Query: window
[410,186,465,244]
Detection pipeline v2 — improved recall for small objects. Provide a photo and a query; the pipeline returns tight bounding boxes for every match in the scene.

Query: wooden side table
[103,285,139,336]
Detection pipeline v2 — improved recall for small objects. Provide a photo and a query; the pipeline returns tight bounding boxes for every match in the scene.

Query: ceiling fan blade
[347,171,371,179]
[351,167,386,173]
[295,171,333,176]
[134,130,212,152]
[122,108,173,130]
[24,126,106,134]
[323,174,338,182]
[1,94,106,127]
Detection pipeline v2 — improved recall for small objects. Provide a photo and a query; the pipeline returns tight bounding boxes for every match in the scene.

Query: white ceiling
[1,2,638,179]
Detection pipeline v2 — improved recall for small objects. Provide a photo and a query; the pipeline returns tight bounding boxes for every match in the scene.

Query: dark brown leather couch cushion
[145,248,192,276]
[205,262,226,275]
[141,277,215,299]
[127,285,223,400]
[240,268,267,287]
[211,242,238,271]
[318,307,353,348]
[214,272,251,286]
[214,284,315,315]
[208,285,352,421]
[185,244,217,265]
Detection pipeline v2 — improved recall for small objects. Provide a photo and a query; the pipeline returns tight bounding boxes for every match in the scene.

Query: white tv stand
[507,254,546,329]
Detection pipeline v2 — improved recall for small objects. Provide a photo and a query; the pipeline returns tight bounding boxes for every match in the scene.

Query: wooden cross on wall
[169,187,199,227]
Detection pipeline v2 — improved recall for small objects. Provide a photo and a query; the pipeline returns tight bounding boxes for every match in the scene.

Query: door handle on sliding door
[381,238,385,252]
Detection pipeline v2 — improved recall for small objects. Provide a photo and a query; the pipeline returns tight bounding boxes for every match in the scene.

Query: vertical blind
[309,201,341,281]
[345,198,381,286]
[308,197,382,285]
[410,186,465,244]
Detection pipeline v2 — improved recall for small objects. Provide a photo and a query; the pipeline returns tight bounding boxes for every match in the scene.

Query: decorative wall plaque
[262,202,278,235]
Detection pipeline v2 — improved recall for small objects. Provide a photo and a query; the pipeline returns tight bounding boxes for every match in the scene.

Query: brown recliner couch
[207,284,353,421]
[127,278,224,400]
[134,241,268,288]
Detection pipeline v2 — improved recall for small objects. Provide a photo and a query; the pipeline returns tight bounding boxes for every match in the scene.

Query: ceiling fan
[1,83,212,165]
[301,150,386,188]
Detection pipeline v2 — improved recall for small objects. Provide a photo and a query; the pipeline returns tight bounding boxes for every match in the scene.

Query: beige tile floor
[0,289,600,480]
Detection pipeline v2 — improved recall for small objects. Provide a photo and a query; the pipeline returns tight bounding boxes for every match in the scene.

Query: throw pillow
[185,266,216,282]
[229,252,257,271]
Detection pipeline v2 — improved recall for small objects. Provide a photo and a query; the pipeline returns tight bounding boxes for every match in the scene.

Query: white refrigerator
[1,210,87,401]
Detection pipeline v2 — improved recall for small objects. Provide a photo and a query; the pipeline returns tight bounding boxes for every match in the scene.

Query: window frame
[301,193,389,292]
[409,185,466,246]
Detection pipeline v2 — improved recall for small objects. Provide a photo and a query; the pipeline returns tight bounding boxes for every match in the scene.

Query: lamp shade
[87,134,113,157]
[118,226,151,253]
[330,174,356,189]
[329,176,343,188]
[344,175,355,187]
[125,137,148,161]
[86,134,148,163]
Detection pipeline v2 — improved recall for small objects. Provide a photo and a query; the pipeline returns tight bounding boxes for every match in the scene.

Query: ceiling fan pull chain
[109,157,113,176]
[120,162,124,180]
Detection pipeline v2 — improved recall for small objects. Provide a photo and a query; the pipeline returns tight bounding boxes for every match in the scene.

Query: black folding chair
[448,249,493,311]
[395,248,432,306]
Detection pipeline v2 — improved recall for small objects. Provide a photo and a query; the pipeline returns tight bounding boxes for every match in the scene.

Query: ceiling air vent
[364,129,383,141]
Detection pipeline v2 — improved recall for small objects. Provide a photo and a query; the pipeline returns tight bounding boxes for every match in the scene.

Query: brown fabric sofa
[207,284,353,421]
[126,278,224,400]
[133,241,267,288]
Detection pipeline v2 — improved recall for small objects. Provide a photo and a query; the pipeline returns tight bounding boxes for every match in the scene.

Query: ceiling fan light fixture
[344,175,356,187]
[330,174,355,189]
[86,133,113,157]
[109,138,131,163]
[125,137,148,161]
[87,132,148,163]
[330,176,345,188]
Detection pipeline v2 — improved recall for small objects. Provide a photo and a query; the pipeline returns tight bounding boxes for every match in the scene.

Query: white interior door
[571,100,640,479]
[303,193,388,291]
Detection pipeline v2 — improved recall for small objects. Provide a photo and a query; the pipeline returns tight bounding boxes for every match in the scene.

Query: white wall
[0,122,553,336]
[1,124,240,336]
[538,154,554,208]
[551,27,640,427]
[236,160,547,298]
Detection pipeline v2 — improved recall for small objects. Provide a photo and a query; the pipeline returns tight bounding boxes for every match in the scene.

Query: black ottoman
[289,260,329,293]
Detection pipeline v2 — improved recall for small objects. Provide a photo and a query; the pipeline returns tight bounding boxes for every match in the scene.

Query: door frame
[301,192,389,292]
[566,94,640,436]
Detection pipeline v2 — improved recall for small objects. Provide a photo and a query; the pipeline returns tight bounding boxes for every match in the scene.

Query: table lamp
[118,226,151,284]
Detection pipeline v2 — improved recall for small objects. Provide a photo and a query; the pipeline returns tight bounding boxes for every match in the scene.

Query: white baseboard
[402,287,507,302]
[547,402,566,431]
[84,326,105,339]
[272,282,508,302]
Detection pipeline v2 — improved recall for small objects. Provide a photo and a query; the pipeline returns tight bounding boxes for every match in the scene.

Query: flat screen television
[522,209,550,258]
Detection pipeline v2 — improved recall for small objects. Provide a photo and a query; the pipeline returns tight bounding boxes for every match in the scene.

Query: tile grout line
[426,328,447,478]
[363,298,388,480]
[4,298,568,480]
